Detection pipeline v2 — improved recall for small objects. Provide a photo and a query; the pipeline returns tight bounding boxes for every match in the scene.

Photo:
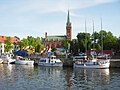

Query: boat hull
[38,63,63,67]
[0,59,3,64]
[8,59,16,64]
[74,62,110,69]
[15,60,34,65]
[38,55,63,67]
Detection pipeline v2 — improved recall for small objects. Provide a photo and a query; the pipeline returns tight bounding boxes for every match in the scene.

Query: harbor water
[0,64,120,90]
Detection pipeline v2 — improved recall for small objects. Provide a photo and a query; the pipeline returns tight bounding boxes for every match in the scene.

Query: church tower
[66,10,72,41]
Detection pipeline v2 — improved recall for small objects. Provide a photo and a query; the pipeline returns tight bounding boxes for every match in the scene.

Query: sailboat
[73,19,110,69]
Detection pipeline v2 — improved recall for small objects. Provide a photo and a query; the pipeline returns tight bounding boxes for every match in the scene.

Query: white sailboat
[73,19,110,69]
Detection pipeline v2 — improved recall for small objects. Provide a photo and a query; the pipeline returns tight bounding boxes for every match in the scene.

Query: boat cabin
[40,55,61,64]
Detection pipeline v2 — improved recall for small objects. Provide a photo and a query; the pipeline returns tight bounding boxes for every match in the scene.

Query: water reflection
[73,68,110,90]
[0,64,120,90]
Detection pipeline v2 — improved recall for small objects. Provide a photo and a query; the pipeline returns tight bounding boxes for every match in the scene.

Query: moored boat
[73,55,110,69]
[0,58,3,64]
[73,19,110,69]
[38,55,63,67]
[15,56,34,65]
[1,55,16,64]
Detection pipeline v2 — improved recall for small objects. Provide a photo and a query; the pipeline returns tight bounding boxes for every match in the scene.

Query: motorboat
[1,54,16,64]
[15,56,34,65]
[38,55,63,67]
[0,58,3,64]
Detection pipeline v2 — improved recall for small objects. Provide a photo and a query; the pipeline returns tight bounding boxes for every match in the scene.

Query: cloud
[0,0,118,17]
[0,0,119,39]
[2,0,116,14]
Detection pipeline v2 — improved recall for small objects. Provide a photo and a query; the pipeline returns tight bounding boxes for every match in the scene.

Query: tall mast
[101,18,103,55]
[85,18,87,55]
[92,19,95,51]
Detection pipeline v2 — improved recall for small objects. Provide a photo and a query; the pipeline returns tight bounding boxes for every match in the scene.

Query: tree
[14,36,20,40]
[51,48,56,52]
[99,30,117,50]
[4,37,13,53]
[62,39,70,52]
[34,37,44,53]
[19,36,45,53]
[70,39,79,55]
[19,38,29,49]
[77,32,91,52]
[115,37,120,53]
[35,44,41,53]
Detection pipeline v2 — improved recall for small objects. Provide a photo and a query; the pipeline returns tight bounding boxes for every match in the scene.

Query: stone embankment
[110,59,120,68]
[57,55,73,67]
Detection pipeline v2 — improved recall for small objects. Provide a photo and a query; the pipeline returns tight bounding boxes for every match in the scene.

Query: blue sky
[0,0,120,39]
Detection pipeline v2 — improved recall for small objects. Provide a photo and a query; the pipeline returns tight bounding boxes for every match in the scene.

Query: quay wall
[110,59,120,68]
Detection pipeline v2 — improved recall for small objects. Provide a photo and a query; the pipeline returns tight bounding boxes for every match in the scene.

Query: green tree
[51,48,56,52]
[99,30,117,50]
[4,37,13,53]
[35,44,41,53]
[19,36,45,53]
[70,39,79,55]
[34,37,44,52]
[19,38,29,49]
[14,36,20,40]
[77,32,91,52]
[91,31,101,50]
[62,39,70,52]
[115,37,120,53]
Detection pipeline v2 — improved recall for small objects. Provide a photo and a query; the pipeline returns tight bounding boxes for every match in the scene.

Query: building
[66,10,72,41]
[44,10,72,49]
[0,35,20,55]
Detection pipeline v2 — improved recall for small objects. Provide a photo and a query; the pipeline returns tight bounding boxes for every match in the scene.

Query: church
[44,10,72,48]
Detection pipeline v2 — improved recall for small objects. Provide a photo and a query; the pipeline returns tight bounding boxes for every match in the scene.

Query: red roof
[0,35,20,44]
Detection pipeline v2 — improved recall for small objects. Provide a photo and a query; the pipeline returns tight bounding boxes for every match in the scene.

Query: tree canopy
[4,37,13,53]
[70,30,118,55]
[19,36,44,53]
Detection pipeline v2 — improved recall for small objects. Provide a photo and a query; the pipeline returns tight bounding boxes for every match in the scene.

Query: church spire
[66,10,72,41]
[67,10,71,26]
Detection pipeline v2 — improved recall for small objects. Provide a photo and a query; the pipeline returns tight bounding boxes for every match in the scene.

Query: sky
[0,0,120,39]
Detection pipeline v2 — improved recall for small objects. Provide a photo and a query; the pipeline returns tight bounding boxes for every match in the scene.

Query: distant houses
[0,35,20,55]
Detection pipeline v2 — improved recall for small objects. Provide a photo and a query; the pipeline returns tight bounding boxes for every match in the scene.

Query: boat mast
[92,19,95,51]
[101,18,103,55]
[85,18,87,55]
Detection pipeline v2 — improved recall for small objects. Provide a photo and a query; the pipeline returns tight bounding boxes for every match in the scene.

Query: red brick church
[44,10,72,48]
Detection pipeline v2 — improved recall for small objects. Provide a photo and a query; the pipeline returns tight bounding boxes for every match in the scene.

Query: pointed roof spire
[67,10,71,25]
